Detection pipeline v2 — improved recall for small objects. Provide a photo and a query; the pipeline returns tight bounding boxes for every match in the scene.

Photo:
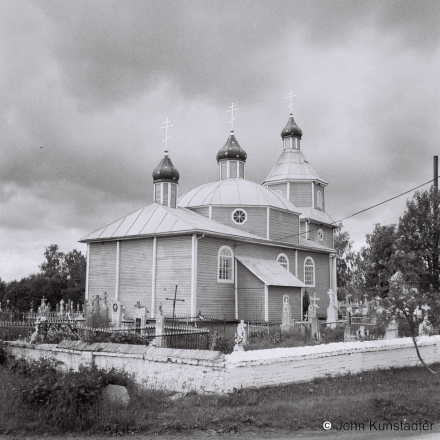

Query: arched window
[218,246,234,283]
[275,190,283,197]
[304,257,315,286]
[317,190,323,209]
[277,253,289,271]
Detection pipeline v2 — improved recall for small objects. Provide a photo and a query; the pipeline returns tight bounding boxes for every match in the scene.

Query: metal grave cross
[311,292,320,309]
[226,102,239,131]
[160,118,174,153]
[166,285,185,322]
[285,90,296,114]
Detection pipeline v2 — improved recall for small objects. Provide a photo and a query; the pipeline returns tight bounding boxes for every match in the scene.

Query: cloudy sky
[1,0,439,281]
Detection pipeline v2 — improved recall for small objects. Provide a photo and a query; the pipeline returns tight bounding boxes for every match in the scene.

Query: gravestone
[234,320,247,351]
[326,289,338,329]
[155,304,166,348]
[419,316,433,336]
[344,308,353,342]
[385,319,399,339]
[280,295,292,334]
[133,302,149,330]
[111,300,124,327]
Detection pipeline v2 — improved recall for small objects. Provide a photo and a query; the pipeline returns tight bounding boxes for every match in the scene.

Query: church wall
[196,236,236,319]
[119,239,153,319]
[297,250,330,316]
[235,242,297,277]
[237,262,265,321]
[211,207,267,238]
[308,225,334,249]
[268,286,301,322]
[155,236,192,316]
[189,207,210,218]
[266,183,287,198]
[88,242,117,300]
[289,182,312,207]
[269,208,299,245]
[314,183,325,211]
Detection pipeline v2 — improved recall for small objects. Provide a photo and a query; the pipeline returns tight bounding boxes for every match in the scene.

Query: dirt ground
[2,424,440,440]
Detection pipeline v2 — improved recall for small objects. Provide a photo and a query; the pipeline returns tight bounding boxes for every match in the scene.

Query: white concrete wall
[5,336,440,394]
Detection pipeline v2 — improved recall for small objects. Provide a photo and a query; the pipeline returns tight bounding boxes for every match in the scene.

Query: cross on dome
[160,118,174,154]
[226,102,239,132]
[285,90,296,115]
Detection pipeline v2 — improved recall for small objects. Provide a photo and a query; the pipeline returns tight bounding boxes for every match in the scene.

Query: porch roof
[236,255,306,287]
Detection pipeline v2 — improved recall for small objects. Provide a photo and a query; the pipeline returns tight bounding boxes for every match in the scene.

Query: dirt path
[3,424,440,440]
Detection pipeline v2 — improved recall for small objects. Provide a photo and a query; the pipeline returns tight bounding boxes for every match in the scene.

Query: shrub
[0,343,7,366]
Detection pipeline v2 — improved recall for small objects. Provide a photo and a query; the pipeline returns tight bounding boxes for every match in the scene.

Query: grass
[1,341,440,435]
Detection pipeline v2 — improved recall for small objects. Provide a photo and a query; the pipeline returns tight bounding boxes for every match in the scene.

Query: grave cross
[226,102,239,131]
[166,285,184,323]
[285,90,296,114]
[160,117,174,154]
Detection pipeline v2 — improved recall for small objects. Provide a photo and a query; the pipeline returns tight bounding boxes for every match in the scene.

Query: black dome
[216,132,247,162]
[152,154,180,182]
[281,115,303,139]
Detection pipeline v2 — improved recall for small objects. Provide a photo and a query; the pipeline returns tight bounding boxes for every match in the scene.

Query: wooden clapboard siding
[155,236,192,316]
[211,207,267,238]
[268,286,301,322]
[196,236,236,318]
[235,242,297,276]
[289,182,312,207]
[297,250,330,316]
[308,225,334,249]
[190,207,210,218]
[237,262,265,321]
[267,183,287,198]
[119,239,153,318]
[314,183,325,211]
[269,208,299,245]
[88,242,117,299]
[230,161,238,177]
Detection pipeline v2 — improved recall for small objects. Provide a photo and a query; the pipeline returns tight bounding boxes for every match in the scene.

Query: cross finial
[160,118,174,154]
[285,90,296,115]
[226,102,239,132]
[311,292,320,308]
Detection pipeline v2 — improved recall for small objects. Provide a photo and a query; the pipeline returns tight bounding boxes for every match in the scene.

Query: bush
[0,343,7,365]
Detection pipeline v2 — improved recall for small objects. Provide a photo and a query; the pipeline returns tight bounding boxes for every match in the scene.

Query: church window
[318,229,324,241]
[317,190,323,209]
[239,161,245,178]
[232,208,247,224]
[304,257,315,286]
[277,253,289,271]
[218,246,234,282]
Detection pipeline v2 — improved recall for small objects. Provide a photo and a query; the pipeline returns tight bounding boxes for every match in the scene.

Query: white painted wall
[6,336,440,394]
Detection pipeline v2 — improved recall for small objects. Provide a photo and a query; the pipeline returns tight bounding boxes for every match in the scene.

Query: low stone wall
[5,336,440,394]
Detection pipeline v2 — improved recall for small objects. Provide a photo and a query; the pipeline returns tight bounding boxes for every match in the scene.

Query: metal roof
[236,255,306,287]
[299,207,335,226]
[262,150,328,185]
[178,178,300,213]
[80,203,265,242]
[299,237,334,252]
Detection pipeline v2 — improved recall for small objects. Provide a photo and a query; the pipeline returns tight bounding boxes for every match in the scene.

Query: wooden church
[80,104,338,324]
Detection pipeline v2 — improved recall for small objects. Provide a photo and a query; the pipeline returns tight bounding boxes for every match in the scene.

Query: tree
[39,244,66,281]
[357,223,398,297]
[397,187,440,291]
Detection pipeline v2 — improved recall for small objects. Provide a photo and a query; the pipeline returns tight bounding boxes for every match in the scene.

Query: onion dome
[152,154,180,182]
[281,115,303,139]
[216,131,247,162]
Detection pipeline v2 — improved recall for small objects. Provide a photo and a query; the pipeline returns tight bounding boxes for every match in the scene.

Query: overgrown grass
[1,342,440,435]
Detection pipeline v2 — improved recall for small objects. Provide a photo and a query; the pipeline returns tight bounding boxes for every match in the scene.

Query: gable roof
[236,255,306,287]
[299,238,334,252]
[80,203,264,242]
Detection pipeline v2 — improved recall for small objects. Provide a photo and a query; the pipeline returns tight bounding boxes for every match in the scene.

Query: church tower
[152,118,180,208]
[262,94,335,248]
[216,103,247,179]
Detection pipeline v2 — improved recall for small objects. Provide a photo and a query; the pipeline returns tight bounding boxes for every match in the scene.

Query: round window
[318,229,324,241]
[232,209,247,224]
